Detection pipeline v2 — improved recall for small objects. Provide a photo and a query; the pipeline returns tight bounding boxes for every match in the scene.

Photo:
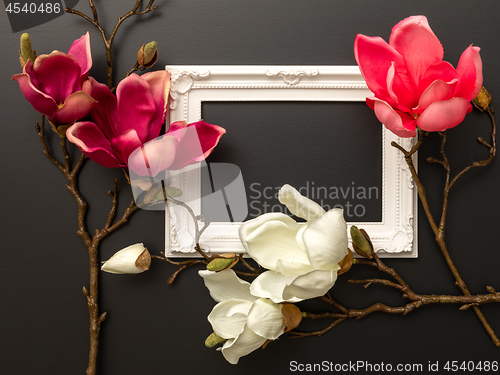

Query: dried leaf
[135,248,151,271]
[338,248,353,275]
[281,303,302,332]
[473,86,492,111]
[262,339,272,349]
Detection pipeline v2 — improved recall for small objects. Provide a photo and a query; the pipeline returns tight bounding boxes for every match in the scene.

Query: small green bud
[151,186,183,202]
[205,332,226,348]
[164,186,182,198]
[137,41,158,68]
[350,225,373,259]
[207,257,236,272]
[20,33,36,68]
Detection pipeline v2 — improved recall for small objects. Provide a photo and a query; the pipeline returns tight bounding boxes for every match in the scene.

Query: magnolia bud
[350,225,373,259]
[139,182,183,206]
[137,41,158,68]
[206,253,238,272]
[101,243,151,274]
[473,86,492,112]
[205,332,226,348]
[19,33,36,68]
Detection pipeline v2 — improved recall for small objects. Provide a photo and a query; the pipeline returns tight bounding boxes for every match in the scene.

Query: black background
[1,1,500,374]
[201,101,382,222]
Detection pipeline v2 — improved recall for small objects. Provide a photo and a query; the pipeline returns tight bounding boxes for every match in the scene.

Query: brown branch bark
[65,0,158,88]
[392,108,499,347]
[37,118,139,374]
[60,3,161,372]
[291,252,500,339]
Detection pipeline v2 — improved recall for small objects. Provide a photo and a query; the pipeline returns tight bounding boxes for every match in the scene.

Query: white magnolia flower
[239,184,348,303]
[199,269,286,364]
[101,243,151,274]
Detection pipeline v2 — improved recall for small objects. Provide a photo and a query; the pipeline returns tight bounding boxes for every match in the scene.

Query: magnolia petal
[127,135,179,177]
[199,270,255,303]
[84,77,118,140]
[111,129,143,165]
[166,121,188,141]
[249,271,301,303]
[416,97,472,132]
[226,300,254,316]
[52,90,96,125]
[116,74,157,143]
[386,62,417,111]
[455,45,483,100]
[221,326,268,365]
[389,16,443,86]
[239,214,309,271]
[166,121,226,170]
[278,184,325,222]
[419,61,459,96]
[101,243,147,274]
[32,51,82,104]
[12,70,58,119]
[354,34,403,104]
[369,98,416,138]
[275,259,314,277]
[282,269,339,301]
[246,298,285,340]
[300,208,348,269]
[208,300,252,339]
[67,32,92,81]
[66,121,123,168]
[413,79,458,114]
[142,71,170,140]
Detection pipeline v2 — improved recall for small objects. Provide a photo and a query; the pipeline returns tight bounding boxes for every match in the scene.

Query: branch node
[99,312,107,322]
[459,304,473,311]
[486,286,497,294]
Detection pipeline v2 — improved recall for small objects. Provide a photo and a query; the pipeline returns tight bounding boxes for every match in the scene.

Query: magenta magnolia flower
[67,71,225,176]
[12,32,96,126]
[354,16,482,137]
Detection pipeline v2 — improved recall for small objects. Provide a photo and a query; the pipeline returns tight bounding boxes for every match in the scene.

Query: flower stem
[37,117,139,374]
[65,0,158,89]
[392,105,499,347]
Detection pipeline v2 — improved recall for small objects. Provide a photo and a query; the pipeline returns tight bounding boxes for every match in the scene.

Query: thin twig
[391,105,499,347]
[292,252,500,339]
[125,62,146,77]
[36,116,64,173]
[65,0,158,88]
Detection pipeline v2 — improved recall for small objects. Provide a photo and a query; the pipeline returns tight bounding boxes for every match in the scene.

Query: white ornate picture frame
[164,65,417,258]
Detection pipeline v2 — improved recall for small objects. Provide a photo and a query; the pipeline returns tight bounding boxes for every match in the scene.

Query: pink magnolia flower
[12,32,96,126]
[354,16,482,137]
[127,120,226,176]
[67,71,225,176]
